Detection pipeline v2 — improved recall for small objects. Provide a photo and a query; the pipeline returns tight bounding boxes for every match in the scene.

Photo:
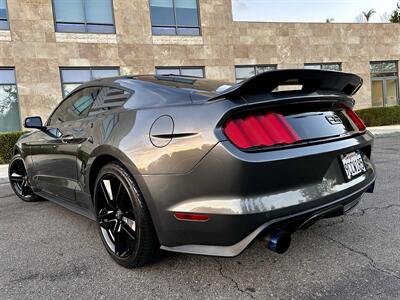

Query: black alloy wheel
[8,154,38,202]
[94,162,158,268]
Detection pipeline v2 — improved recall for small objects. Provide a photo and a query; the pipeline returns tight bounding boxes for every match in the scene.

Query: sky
[232,0,398,23]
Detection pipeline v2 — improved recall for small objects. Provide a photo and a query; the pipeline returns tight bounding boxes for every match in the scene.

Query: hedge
[356,106,400,127]
[0,131,26,164]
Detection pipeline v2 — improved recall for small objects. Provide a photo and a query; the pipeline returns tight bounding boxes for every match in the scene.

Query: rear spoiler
[210,69,363,100]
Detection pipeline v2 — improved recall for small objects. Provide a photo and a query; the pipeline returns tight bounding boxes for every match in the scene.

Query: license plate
[340,151,366,181]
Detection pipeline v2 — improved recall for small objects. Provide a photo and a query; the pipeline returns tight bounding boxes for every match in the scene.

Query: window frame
[51,0,116,34]
[235,64,277,82]
[0,67,21,132]
[59,66,120,97]
[370,60,399,107]
[0,0,10,31]
[149,0,202,36]
[304,62,342,71]
[155,66,205,78]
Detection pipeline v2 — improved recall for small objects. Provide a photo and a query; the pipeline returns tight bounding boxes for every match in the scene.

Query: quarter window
[150,0,200,36]
[60,67,119,97]
[156,66,204,78]
[370,61,399,107]
[49,87,101,126]
[304,63,341,71]
[0,0,9,30]
[0,68,21,133]
[53,0,115,33]
[235,65,277,83]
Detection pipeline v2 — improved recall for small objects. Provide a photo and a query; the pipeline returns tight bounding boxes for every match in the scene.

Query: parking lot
[0,134,399,299]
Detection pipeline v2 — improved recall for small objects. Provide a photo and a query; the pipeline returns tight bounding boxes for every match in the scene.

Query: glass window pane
[56,23,86,32]
[85,0,113,24]
[175,0,199,27]
[371,80,384,107]
[92,68,119,79]
[53,0,85,23]
[256,65,276,74]
[87,24,115,33]
[152,26,177,35]
[235,67,256,80]
[63,83,82,97]
[0,85,21,133]
[61,69,91,83]
[0,69,16,84]
[150,0,175,26]
[156,68,180,75]
[371,62,398,77]
[0,0,7,19]
[176,27,199,35]
[386,79,398,106]
[51,87,99,125]
[322,63,341,71]
[0,20,8,30]
[180,68,204,77]
[304,64,322,70]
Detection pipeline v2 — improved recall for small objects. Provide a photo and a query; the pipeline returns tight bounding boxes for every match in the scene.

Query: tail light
[224,112,301,149]
[345,109,366,132]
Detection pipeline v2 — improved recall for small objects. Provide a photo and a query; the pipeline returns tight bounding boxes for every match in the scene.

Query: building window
[150,0,200,36]
[0,0,9,30]
[156,66,204,77]
[0,68,21,133]
[304,63,341,71]
[235,65,277,83]
[60,67,119,97]
[53,0,115,33]
[370,61,399,107]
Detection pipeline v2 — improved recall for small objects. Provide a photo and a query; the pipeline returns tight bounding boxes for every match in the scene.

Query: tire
[94,162,159,268]
[8,154,39,202]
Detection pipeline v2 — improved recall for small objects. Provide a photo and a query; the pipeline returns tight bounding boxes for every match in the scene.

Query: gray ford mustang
[9,69,376,268]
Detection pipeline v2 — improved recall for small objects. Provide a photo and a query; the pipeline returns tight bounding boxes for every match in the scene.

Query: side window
[49,87,101,125]
[89,87,131,115]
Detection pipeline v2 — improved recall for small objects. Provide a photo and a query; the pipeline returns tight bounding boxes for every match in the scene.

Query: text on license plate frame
[340,151,366,181]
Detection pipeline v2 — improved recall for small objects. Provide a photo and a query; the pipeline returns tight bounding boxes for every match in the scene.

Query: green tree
[390,2,400,23]
[362,9,376,22]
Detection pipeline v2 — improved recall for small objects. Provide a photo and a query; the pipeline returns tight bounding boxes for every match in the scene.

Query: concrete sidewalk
[0,125,399,183]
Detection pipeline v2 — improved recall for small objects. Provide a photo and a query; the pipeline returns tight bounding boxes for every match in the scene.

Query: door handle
[61,134,74,143]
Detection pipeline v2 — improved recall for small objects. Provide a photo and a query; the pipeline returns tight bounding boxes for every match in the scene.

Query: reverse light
[345,108,366,132]
[174,213,209,222]
[224,112,301,149]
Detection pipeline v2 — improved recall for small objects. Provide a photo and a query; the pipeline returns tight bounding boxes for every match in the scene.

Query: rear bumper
[160,190,368,257]
[137,131,375,253]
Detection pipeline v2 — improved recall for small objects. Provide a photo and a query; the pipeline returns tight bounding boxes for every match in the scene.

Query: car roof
[78,75,234,99]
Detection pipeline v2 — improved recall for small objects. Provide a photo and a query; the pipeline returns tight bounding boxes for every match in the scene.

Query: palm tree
[363,9,376,22]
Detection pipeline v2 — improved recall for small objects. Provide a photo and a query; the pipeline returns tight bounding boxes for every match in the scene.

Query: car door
[31,87,101,205]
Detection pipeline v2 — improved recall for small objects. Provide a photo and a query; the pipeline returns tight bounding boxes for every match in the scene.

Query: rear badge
[326,115,343,125]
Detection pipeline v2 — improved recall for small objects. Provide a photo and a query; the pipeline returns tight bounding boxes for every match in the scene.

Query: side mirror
[24,116,44,129]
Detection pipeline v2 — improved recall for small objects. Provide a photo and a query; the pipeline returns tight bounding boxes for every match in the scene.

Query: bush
[0,131,26,164]
[356,106,400,127]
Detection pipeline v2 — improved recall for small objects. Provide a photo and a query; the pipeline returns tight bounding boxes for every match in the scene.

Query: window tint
[0,68,21,132]
[49,87,100,125]
[60,67,119,97]
[53,0,115,33]
[150,0,200,36]
[235,65,277,83]
[155,66,204,78]
[304,63,341,71]
[0,0,9,30]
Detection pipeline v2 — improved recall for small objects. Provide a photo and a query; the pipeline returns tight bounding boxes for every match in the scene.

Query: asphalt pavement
[0,134,399,299]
